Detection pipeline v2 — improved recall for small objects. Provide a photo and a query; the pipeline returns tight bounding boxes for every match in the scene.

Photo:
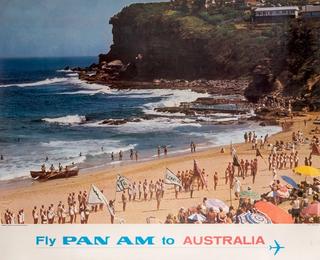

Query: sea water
[0,57,281,180]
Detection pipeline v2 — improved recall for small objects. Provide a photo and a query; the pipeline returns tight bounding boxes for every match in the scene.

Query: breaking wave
[0,77,69,88]
[42,115,86,125]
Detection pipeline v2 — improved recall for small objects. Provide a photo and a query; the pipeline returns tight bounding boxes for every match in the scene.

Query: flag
[311,143,320,156]
[193,160,206,186]
[88,184,114,216]
[232,149,240,167]
[256,148,263,159]
[116,175,131,192]
[230,141,234,155]
[164,168,182,187]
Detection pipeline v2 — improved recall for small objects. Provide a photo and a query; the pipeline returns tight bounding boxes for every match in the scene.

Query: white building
[301,5,320,18]
[254,6,299,22]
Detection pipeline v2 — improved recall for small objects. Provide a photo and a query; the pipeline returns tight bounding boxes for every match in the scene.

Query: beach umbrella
[281,175,298,189]
[238,211,272,224]
[187,213,207,223]
[294,166,320,177]
[255,201,294,224]
[205,199,229,213]
[239,190,261,201]
[301,203,320,217]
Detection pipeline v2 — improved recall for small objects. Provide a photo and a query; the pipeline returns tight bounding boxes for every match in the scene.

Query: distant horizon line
[0,55,99,59]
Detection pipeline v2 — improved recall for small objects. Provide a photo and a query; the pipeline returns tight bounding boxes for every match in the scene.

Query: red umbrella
[301,203,320,217]
[255,201,294,224]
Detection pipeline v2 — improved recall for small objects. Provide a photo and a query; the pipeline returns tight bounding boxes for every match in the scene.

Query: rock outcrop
[99,2,279,80]
[244,19,320,111]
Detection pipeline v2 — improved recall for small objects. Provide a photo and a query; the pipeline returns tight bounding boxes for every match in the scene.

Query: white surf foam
[0,77,69,88]
[142,89,210,116]
[188,123,282,147]
[42,115,86,125]
[0,139,137,181]
[85,117,201,133]
[56,69,73,73]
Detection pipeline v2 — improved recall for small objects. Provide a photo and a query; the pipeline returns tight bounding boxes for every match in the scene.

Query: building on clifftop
[253,6,299,23]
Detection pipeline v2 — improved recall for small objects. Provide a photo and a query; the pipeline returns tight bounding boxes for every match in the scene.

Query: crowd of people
[2,122,320,224]
[164,177,320,224]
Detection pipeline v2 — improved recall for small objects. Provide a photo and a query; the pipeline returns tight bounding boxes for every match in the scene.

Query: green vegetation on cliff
[99,1,320,109]
[104,2,289,80]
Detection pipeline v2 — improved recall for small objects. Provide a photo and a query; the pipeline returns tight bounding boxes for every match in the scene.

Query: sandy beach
[1,112,319,224]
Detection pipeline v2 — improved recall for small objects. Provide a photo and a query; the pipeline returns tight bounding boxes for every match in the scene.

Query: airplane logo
[269,240,285,256]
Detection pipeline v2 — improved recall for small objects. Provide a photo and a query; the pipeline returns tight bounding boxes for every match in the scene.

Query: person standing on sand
[135,150,138,161]
[160,179,165,198]
[143,179,148,201]
[121,191,127,212]
[84,206,90,224]
[61,205,67,224]
[128,184,132,202]
[190,181,194,198]
[119,150,123,161]
[18,209,25,224]
[157,146,161,157]
[80,207,85,224]
[111,152,114,161]
[164,146,168,156]
[69,204,75,224]
[234,178,241,200]
[214,171,218,191]
[48,206,54,224]
[132,182,137,201]
[138,181,142,200]
[109,200,115,224]
[156,189,162,210]
[252,159,258,184]
[149,181,154,200]
[130,149,133,160]
[32,206,38,224]
[174,184,179,199]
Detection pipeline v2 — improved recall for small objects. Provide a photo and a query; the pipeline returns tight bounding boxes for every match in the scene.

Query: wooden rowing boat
[30,170,47,179]
[30,166,79,180]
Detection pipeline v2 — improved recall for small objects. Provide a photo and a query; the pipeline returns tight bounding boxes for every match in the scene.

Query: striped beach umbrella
[238,211,272,224]
[187,213,207,223]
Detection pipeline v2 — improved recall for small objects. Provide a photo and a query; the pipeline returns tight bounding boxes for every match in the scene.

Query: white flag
[164,168,182,187]
[116,175,131,192]
[88,184,114,216]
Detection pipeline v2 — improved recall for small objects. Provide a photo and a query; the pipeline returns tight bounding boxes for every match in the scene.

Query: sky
[0,0,166,58]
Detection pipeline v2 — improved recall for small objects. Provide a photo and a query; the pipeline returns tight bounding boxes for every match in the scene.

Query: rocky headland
[73,1,320,118]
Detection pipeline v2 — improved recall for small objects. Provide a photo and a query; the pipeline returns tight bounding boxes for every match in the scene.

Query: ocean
[0,57,281,181]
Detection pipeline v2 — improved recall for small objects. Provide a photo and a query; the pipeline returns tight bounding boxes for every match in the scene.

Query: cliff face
[97,2,320,110]
[244,19,320,110]
[101,3,278,80]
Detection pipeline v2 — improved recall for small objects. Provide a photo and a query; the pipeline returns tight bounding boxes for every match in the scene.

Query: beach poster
[0,0,319,259]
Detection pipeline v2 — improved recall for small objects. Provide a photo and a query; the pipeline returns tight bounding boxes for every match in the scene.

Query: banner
[116,175,131,192]
[1,225,319,259]
[232,149,240,167]
[164,168,182,187]
[88,184,114,217]
[311,143,320,156]
[193,160,206,186]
